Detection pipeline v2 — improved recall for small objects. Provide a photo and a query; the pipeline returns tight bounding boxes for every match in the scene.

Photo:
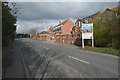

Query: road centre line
[68,56,90,64]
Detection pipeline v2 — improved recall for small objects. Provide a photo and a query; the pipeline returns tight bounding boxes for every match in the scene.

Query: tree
[89,7,120,49]
[112,6,120,49]
[17,33,29,38]
[29,28,38,39]
[2,2,18,47]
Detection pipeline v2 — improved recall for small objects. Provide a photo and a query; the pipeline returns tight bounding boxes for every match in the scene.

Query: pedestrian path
[2,41,26,78]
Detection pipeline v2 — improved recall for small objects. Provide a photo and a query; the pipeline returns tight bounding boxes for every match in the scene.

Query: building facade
[71,19,83,36]
[53,19,74,35]
[55,19,82,46]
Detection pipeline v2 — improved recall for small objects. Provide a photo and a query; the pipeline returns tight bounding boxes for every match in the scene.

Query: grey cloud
[16,2,118,33]
[17,2,117,21]
[16,19,60,33]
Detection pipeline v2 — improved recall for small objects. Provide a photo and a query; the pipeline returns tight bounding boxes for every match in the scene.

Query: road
[14,38,118,78]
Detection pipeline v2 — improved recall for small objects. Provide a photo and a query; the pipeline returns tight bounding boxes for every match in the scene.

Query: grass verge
[80,46,119,56]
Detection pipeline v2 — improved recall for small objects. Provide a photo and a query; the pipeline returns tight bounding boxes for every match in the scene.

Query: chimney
[51,25,53,28]
[75,22,77,26]
[50,26,53,28]
[59,21,61,24]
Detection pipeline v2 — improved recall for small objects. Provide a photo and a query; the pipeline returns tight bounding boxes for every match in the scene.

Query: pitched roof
[39,31,50,34]
[54,19,69,28]
[106,6,118,11]
[78,19,84,22]
[72,26,76,30]
[83,12,100,20]
[62,19,68,24]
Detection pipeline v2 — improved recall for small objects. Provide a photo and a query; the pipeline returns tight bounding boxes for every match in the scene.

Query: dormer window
[79,21,80,27]
[85,20,88,23]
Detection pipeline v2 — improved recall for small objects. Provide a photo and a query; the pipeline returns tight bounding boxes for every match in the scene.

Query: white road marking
[29,46,32,47]
[68,56,90,64]
[43,47,49,50]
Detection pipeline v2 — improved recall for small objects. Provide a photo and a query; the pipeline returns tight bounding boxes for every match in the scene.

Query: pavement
[3,38,119,78]
[3,41,26,78]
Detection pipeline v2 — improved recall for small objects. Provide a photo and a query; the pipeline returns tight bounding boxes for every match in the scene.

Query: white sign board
[82,23,94,48]
[82,23,93,39]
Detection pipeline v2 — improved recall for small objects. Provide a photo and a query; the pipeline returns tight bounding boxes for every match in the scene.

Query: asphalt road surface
[14,38,118,78]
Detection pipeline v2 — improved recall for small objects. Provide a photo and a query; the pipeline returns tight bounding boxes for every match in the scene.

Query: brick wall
[37,34,51,41]
[31,35,37,40]
[30,34,82,46]
[55,34,82,46]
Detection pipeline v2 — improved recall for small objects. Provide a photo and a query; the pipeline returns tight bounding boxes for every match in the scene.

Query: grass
[82,46,120,56]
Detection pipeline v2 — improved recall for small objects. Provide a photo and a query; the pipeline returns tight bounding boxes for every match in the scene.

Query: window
[59,28,61,31]
[45,36,47,38]
[78,34,80,36]
[77,23,78,27]
[53,30,54,32]
[71,31,72,34]
[75,28,77,32]
[55,28,61,32]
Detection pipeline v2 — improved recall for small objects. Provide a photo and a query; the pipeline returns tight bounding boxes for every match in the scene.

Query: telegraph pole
[36,24,37,40]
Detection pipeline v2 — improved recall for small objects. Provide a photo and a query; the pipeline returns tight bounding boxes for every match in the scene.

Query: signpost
[82,23,94,48]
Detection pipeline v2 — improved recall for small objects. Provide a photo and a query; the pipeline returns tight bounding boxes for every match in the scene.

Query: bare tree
[29,28,38,39]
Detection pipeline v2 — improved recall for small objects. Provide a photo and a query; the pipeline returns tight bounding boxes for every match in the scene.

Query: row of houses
[30,6,119,46]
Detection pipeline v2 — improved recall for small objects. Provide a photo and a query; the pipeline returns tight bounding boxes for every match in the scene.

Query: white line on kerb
[68,56,90,64]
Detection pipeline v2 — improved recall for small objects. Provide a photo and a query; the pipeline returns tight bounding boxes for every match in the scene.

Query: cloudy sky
[15,2,118,33]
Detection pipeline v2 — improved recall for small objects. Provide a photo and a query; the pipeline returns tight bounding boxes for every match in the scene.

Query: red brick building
[30,19,83,46]
[53,19,74,35]
[71,19,83,36]
[37,31,52,41]
[48,25,54,33]
[30,18,82,46]
[35,19,75,41]
[55,19,83,46]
